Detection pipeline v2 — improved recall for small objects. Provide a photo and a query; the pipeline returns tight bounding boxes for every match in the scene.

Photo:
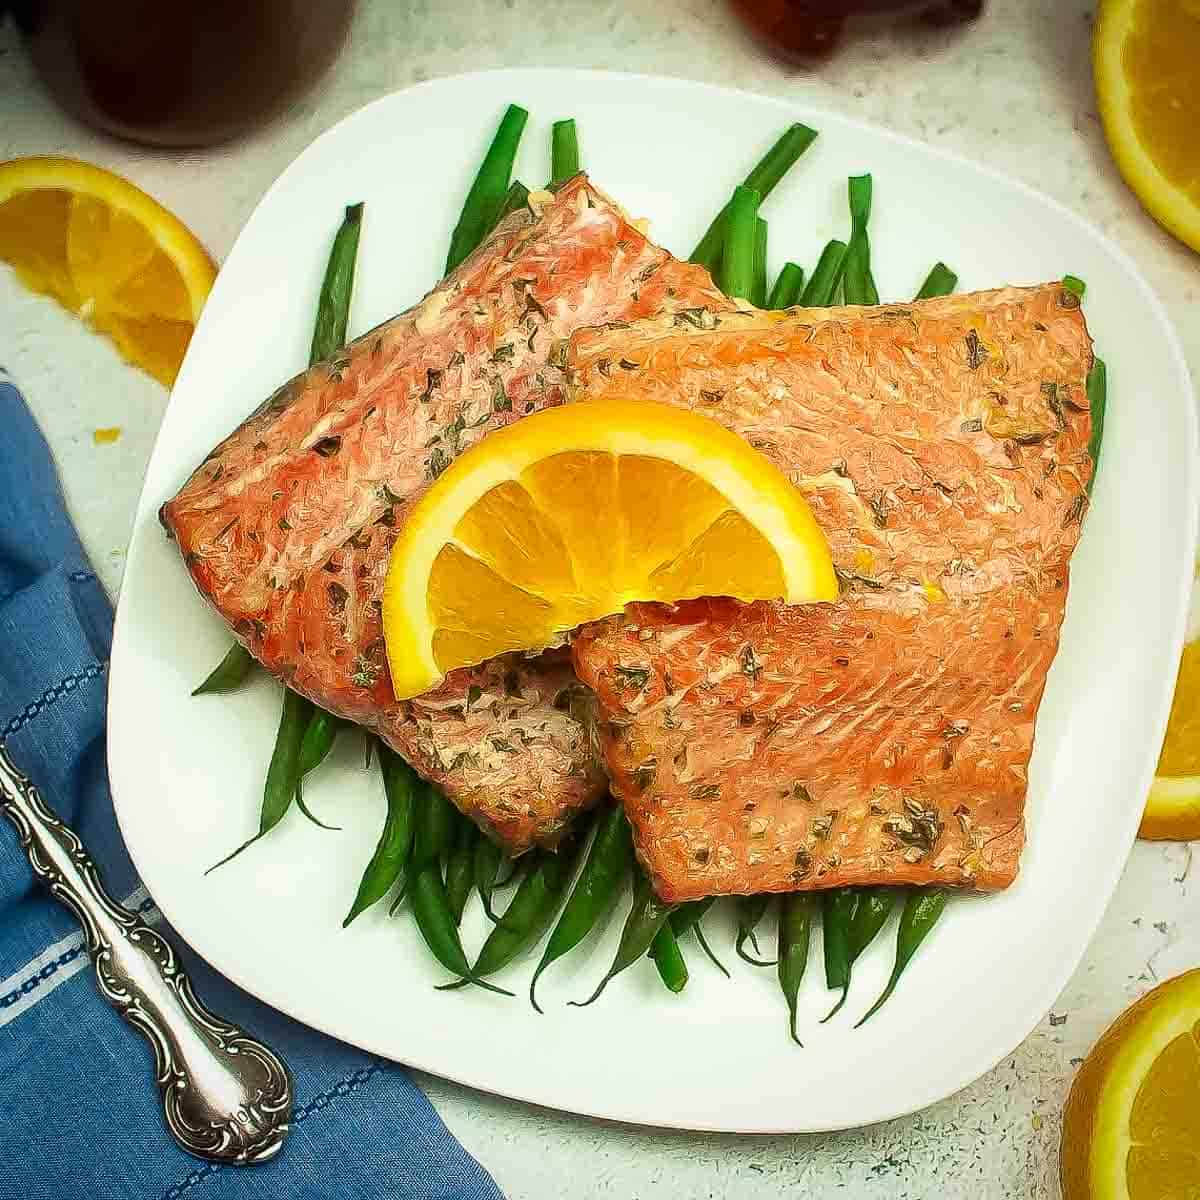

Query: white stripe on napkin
[0,886,161,1029]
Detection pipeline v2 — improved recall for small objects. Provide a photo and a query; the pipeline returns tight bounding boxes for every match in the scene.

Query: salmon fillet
[569,285,1094,901]
[161,176,727,852]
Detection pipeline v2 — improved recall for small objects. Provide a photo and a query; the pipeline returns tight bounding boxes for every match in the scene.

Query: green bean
[192,643,255,696]
[473,836,583,977]
[767,262,805,310]
[849,888,897,960]
[777,894,815,1046]
[389,780,455,917]
[735,893,775,967]
[669,897,715,939]
[665,897,728,977]
[294,782,339,831]
[445,104,529,273]
[551,118,580,186]
[1053,276,1105,495]
[472,854,530,924]
[850,887,896,960]
[311,202,363,362]
[1062,273,1087,298]
[842,175,879,306]
[649,923,688,993]
[856,889,948,1026]
[915,262,958,299]
[295,707,342,819]
[387,781,443,905]
[492,179,530,230]
[259,689,315,836]
[205,687,310,873]
[530,803,632,1012]
[799,239,848,307]
[718,185,761,302]
[692,922,730,978]
[751,218,769,308]
[411,868,512,997]
[496,856,522,887]
[474,835,507,922]
[820,888,858,997]
[412,780,456,872]
[1086,357,1107,497]
[343,746,417,926]
[387,882,409,918]
[741,124,818,211]
[260,688,310,819]
[445,816,479,926]
[689,122,818,271]
[571,867,675,1007]
[824,886,895,1020]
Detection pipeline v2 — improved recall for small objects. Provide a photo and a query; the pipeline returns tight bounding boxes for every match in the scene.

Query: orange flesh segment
[1125,0,1200,205]
[429,449,791,674]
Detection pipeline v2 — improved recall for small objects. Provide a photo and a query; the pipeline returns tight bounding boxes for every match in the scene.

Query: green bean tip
[820,988,848,1024]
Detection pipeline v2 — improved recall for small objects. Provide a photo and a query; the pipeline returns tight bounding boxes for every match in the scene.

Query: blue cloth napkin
[0,374,504,1200]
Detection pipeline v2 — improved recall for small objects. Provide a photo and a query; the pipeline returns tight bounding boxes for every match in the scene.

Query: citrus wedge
[383,398,838,699]
[0,157,216,386]
[1093,0,1200,254]
[1140,635,1200,840]
[1061,968,1200,1200]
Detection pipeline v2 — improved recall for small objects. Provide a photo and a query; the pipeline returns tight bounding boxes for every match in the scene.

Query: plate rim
[108,66,1200,1134]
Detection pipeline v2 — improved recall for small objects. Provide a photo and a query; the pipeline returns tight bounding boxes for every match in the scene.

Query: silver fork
[0,743,292,1164]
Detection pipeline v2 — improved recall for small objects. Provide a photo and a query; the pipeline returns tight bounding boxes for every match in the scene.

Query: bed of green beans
[194,110,1106,1041]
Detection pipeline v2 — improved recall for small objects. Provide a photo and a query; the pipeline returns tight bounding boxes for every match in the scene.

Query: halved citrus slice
[383,398,838,699]
[1140,635,1200,840]
[0,156,216,386]
[1093,0,1200,254]
[1061,968,1200,1199]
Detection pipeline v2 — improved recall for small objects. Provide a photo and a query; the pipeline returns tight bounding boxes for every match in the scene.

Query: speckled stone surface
[0,3,1196,1196]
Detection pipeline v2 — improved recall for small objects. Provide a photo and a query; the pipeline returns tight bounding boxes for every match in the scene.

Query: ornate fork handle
[0,743,291,1164]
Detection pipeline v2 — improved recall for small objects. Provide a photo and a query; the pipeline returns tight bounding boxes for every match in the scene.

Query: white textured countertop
[1,3,1197,1196]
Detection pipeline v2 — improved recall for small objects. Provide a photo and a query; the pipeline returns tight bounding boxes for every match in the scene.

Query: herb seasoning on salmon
[569,285,1094,901]
[161,176,729,853]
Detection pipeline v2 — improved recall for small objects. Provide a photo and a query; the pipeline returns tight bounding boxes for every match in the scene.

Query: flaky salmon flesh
[164,169,1092,897]
[569,284,1093,901]
[161,176,727,853]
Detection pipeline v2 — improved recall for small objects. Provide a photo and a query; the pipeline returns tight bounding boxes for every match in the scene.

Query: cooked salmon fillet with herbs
[161,175,728,853]
[568,285,1094,902]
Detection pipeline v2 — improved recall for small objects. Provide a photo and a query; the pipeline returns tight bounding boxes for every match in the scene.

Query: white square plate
[108,69,1197,1132]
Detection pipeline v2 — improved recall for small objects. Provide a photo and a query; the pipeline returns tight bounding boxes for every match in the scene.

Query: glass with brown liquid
[731,0,984,58]
[13,0,355,147]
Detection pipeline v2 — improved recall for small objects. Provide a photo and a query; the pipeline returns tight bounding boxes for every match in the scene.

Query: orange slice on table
[1140,627,1200,840]
[382,398,838,699]
[0,157,216,386]
[1093,0,1200,253]
[1061,968,1200,1199]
